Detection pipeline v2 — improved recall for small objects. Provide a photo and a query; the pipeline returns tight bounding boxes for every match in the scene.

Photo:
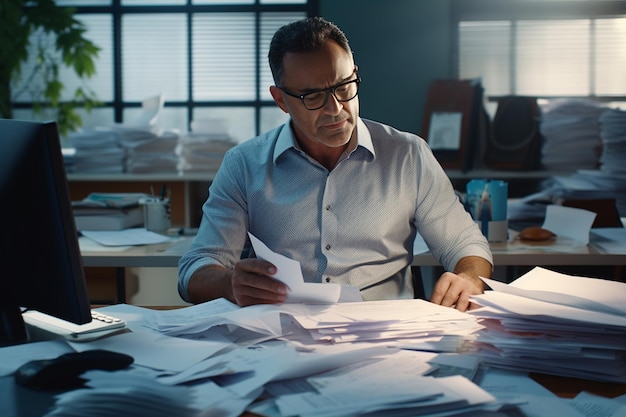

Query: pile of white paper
[177,118,237,173]
[599,107,626,175]
[67,127,125,173]
[279,299,483,345]
[44,369,199,417]
[523,170,626,219]
[48,300,504,417]
[468,267,626,382]
[118,127,180,173]
[11,293,626,417]
[539,99,605,171]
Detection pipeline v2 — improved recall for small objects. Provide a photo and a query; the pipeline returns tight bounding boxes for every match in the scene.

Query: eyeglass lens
[302,79,359,110]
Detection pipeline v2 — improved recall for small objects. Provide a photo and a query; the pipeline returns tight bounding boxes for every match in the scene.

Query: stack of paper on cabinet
[72,193,148,231]
[468,267,626,382]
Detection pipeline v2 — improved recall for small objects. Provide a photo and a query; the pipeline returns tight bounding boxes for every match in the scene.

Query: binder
[421,79,484,172]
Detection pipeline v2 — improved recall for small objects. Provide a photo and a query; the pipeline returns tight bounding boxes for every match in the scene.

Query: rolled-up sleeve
[177,149,250,302]
[412,141,493,271]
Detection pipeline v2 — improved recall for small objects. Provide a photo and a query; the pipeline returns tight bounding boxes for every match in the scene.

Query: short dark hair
[268,16,352,86]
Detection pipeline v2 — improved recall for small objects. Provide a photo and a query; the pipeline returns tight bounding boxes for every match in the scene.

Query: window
[454,0,626,110]
[12,1,317,141]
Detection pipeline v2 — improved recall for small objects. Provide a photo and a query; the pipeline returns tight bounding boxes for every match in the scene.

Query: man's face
[270,40,359,151]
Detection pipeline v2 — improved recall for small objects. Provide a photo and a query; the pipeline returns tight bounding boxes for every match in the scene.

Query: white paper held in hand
[247,232,360,303]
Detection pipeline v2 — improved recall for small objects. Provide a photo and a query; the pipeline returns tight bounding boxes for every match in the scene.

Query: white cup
[141,198,171,233]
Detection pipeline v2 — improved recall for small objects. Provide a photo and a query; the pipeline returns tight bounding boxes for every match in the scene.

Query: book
[72,193,148,231]
[74,206,144,231]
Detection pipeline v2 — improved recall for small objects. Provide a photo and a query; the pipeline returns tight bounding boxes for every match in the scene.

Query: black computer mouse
[14,349,134,391]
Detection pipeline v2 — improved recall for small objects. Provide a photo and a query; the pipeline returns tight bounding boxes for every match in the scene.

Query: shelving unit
[67,172,218,228]
[444,169,570,198]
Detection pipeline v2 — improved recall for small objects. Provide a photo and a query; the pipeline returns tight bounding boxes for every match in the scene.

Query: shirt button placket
[321,174,338,281]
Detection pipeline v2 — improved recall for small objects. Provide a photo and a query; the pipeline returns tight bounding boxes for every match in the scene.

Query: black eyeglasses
[277,70,361,110]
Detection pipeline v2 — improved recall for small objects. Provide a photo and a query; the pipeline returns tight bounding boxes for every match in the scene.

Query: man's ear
[269,86,289,113]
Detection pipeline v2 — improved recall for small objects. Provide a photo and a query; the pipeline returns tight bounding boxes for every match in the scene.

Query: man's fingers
[232,259,287,306]
[430,273,478,312]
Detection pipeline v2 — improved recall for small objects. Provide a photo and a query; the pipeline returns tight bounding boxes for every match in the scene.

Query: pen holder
[140,197,171,233]
[466,179,508,242]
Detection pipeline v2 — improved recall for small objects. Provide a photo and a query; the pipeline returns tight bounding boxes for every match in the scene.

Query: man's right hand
[187,259,287,306]
[230,258,287,306]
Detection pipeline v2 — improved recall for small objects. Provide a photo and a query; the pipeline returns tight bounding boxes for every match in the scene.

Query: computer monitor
[0,119,91,345]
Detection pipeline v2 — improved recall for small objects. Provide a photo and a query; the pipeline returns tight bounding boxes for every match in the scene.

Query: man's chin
[319,126,354,145]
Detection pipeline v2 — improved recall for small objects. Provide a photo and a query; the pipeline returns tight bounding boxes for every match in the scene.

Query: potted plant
[0,0,100,136]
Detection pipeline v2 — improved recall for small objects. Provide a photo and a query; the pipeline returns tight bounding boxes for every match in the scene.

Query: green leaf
[4,0,101,134]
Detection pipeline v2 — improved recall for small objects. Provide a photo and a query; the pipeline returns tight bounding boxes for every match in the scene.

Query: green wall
[319,0,453,137]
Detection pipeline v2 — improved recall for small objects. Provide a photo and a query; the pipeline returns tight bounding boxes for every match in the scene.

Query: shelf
[66,168,570,183]
[444,169,572,180]
[67,171,217,182]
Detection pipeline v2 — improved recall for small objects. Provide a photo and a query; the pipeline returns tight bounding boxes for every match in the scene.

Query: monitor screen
[0,119,91,345]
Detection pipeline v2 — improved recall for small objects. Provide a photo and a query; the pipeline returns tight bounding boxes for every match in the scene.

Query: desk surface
[3,307,625,417]
[80,236,187,268]
[80,234,626,268]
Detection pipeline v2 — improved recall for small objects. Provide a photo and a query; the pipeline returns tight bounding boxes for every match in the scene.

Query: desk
[80,235,626,302]
[80,237,190,303]
[80,237,187,269]
[3,305,625,417]
[3,361,624,416]
[81,234,626,269]
[68,172,216,228]
[414,239,626,266]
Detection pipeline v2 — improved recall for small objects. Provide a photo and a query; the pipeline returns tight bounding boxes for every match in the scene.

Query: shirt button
[325,277,331,283]
[325,205,331,210]
[325,244,331,250]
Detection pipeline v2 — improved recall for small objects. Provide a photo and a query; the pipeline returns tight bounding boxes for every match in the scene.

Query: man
[178,16,493,312]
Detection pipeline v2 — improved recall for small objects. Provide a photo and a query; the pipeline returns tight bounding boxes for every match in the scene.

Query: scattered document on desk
[24,298,546,417]
[591,227,626,254]
[45,369,203,417]
[541,204,596,244]
[477,368,589,417]
[570,391,626,417]
[469,266,626,383]
[248,232,362,303]
[0,339,74,377]
[78,236,131,251]
[81,228,171,246]
[70,328,231,373]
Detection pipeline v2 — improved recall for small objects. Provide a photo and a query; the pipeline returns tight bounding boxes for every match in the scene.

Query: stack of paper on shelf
[539,99,605,171]
[66,127,124,173]
[118,127,180,173]
[177,118,237,173]
[599,107,626,175]
[468,267,626,383]
[111,95,176,173]
[535,170,626,218]
[72,193,149,231]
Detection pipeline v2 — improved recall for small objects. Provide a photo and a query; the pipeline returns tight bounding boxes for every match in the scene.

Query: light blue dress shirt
[178,118,492,302]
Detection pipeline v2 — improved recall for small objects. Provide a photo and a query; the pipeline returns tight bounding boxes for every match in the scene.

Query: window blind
[14,1,313,139]
[456,2,626,102]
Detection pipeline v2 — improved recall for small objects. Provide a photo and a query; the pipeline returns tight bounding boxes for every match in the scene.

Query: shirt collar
[273,117,375,165]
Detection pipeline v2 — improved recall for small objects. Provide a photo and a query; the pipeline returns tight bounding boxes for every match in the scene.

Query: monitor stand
[0,304,28,346]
